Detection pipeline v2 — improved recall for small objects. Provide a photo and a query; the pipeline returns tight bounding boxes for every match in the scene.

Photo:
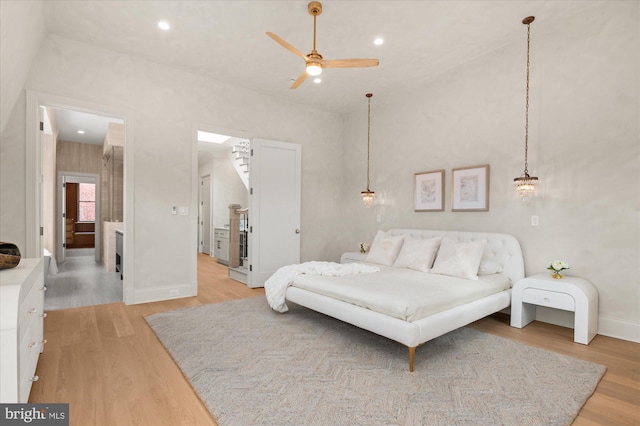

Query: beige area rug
[146,296,605,426]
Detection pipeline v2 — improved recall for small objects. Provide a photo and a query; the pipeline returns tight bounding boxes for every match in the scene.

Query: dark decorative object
[0,242,21,270]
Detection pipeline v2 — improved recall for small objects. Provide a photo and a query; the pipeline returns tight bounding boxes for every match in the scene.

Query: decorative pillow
[365,231,405,266]
[478,260,503,275]
[431,238,487,280]
[392,236,442,272]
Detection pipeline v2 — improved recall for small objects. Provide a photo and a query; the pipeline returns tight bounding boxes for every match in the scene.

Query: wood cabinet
[0,258,46,402]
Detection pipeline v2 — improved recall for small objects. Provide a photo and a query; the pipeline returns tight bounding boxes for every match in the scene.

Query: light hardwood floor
[30,254,639,425]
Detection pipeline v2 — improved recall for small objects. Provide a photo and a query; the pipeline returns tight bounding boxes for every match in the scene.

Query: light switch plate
[179,206,189,216]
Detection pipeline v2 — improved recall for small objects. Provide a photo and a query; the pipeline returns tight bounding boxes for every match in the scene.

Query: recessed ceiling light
[374,38,384,45]
[77,130,85,134]
[158,21,171,31]
[314,78,322,84]
[198,131,231,144]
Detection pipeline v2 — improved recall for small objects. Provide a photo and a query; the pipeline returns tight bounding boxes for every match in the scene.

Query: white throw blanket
[265,261,379,313]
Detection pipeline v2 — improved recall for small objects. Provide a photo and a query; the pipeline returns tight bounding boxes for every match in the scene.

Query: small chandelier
[361,93,375,207]
[514,16,539,200]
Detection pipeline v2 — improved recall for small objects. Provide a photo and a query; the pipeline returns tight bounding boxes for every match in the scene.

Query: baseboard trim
[597,315,640,343]
[533,307,639,343]
[129,282,196,305]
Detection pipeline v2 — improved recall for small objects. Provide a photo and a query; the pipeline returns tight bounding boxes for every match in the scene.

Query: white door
[59,179,67,262]
[200,175,212,255]
[248,139,301,288]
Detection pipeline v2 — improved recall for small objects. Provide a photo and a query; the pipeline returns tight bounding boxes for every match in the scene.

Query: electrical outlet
[376,214,382,223]
[531,215,539,226]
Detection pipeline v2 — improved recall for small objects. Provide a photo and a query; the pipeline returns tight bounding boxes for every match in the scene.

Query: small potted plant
[547,260,570,279]
[358,242,369,254]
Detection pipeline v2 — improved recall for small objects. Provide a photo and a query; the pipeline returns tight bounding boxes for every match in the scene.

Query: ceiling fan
[266,1,380,89]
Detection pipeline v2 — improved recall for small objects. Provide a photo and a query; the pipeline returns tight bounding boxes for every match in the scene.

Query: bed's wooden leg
[408,346,415,372]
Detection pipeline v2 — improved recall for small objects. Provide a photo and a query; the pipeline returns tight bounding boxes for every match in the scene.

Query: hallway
[45,248,122,310]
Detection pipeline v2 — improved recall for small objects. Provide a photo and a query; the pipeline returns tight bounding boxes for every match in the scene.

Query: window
[78,183,96,222]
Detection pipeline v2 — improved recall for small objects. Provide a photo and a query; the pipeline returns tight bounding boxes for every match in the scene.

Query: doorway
[57,172,100,263]
[26,91,133,309]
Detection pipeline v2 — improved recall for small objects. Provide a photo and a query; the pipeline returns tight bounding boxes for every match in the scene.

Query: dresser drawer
[18,317,41,381]
[18,283,44,343]
[522,288,575,312]
[18,345,40,404]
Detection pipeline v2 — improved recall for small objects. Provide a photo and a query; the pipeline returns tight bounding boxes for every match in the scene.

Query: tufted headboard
[387,229,525,284]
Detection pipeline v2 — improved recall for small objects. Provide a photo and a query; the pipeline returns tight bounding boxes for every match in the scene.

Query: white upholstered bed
[280,229,525,371]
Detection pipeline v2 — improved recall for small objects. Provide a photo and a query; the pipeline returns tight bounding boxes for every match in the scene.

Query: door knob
[295,229,300,234]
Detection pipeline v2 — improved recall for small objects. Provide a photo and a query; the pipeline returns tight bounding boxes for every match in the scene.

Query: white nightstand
[340,252,368,264]
[511,273,599,344]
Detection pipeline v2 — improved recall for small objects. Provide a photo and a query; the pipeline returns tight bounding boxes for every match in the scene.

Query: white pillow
[393,236,442,272]
[365,231,405,266]
[478,260,503,276]
[431,238,487,280]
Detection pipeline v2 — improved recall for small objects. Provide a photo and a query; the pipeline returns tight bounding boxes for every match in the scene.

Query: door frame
[199,174,212,255]
[192,121,255,268]
[57,172,101,263]
[26,90,135,304]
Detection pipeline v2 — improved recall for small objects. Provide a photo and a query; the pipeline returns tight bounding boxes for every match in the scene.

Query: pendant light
[514,16,539,200]
[361,93,375,207]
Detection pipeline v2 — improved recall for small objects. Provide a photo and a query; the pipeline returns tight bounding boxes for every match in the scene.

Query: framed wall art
[451,164,489,212]
[414,169,445,211]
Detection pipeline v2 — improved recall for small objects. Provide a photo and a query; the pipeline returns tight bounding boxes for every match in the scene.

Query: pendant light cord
[524,21,531,176]
[366,94,372,191]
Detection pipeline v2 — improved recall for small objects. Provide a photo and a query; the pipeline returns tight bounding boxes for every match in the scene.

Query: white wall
[212,157,248,229]
[0,0,46,249]
[2,33,345,304]
[0,1,45,135]
[198,152,249,229]
[341,2,639,341]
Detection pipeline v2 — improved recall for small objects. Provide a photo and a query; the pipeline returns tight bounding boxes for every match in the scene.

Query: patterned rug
[146,296,605,426]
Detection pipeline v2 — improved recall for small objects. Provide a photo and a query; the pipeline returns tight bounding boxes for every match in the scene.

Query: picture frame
[451,164,490,212]
[414,169,445,211]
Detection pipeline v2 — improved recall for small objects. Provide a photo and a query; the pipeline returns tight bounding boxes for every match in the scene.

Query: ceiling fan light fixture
[306,62,322,76]
[266,2,379,89]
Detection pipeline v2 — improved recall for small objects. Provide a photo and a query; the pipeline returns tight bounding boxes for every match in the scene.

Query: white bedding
[264,261,379,313]
[292,266,510,322]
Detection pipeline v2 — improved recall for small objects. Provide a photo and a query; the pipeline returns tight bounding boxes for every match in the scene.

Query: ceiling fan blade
[290,72,308,89]
[266,32,307,61]
[322,58,380,68]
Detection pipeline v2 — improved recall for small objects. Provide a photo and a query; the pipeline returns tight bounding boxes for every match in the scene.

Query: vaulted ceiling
[42,1,601,115]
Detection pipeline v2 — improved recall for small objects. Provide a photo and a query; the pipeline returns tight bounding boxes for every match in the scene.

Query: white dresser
[0,258,46,402]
